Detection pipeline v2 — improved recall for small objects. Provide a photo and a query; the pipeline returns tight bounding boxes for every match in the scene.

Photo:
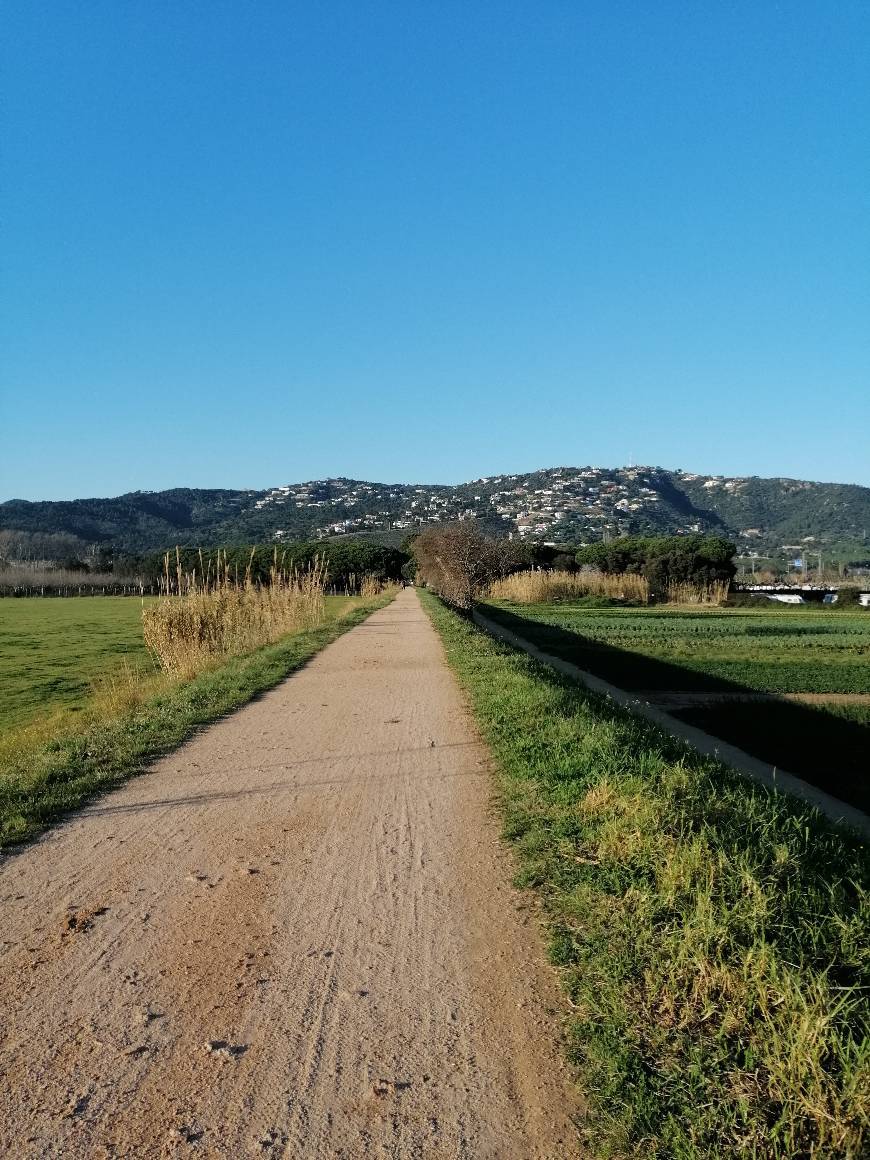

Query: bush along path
[421,591,870,1160]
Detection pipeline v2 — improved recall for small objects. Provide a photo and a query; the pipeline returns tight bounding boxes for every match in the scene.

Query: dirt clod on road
[0,590,580,1158]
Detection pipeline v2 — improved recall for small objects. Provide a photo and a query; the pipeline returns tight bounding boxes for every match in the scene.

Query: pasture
[0,597,157,732]
[479,602,870,813]
[0,594,362,735]
[0,591,391,847]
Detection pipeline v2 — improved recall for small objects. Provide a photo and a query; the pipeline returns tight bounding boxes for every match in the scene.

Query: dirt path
[0,590,579,1159]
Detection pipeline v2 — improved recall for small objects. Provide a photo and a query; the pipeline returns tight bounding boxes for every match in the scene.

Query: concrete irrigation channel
[472,608,870,841]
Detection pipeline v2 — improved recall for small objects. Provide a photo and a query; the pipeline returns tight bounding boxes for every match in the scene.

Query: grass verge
[421,591,870,1159]
[0,593,394,848]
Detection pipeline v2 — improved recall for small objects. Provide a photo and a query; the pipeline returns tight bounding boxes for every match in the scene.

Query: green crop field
[0,594,362,734]
[480,601,870,813]
[479,603,870,694]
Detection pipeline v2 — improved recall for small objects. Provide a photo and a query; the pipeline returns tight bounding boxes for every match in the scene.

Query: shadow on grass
[480,603,870,815]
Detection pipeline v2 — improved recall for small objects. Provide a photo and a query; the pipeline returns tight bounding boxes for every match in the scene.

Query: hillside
[2,468,869,563]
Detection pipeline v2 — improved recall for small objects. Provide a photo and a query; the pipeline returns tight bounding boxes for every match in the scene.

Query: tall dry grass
[143,549,328,675]
[358,574,388,599]
[487,569,731,606]
[665,579,731,605]
[339,572,393,598]
[487,569,650,604]
[0,563,148,596]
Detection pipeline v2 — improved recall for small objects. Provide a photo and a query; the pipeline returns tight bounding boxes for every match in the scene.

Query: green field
[479,604,870,693]
[480,602,870,812]
[0,594,360,734]
[0,597,158,732]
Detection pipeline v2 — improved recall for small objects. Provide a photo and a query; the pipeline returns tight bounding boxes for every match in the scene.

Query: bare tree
[412,522,519,608]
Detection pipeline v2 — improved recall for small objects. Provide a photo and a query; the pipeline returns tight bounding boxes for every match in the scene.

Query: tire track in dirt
[0,590,580,1157]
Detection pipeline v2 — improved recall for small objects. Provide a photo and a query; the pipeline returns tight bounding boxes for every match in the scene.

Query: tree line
[140,540,408,593]
[408,525,736,608]
[2,522,737,603]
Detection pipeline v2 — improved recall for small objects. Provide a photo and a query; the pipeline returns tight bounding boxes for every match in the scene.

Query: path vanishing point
[0,589,579,1159]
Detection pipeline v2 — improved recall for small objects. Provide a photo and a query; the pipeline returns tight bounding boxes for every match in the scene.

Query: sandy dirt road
[0,589,579,1158]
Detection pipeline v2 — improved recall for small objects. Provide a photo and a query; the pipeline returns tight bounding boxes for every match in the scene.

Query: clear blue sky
[3,1,868,500]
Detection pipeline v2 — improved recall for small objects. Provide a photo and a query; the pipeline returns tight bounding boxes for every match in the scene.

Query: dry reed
[143,549,328,675]
[339,572,392,598]
[488,570,731,606]
[0,564,147,596]
[359,574,388,599]
[487,569,650,604]
[665,579,731,605]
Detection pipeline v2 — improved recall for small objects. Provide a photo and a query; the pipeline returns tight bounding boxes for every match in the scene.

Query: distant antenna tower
[627,452,634,468]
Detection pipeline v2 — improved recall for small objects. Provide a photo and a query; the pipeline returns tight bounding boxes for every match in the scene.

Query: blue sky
[2,1,868,500]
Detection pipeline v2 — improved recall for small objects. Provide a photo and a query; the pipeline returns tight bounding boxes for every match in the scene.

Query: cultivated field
[479,601,870,812]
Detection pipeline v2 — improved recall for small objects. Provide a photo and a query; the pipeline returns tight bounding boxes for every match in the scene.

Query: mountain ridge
[2,467,869,563]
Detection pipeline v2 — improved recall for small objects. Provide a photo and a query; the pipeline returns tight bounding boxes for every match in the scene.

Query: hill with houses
[2,467,869,565]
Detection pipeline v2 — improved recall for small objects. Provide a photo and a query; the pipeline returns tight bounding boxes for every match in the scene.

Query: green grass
[422,591,870,1159]
[0,593,392,848]
[0,597,158,731]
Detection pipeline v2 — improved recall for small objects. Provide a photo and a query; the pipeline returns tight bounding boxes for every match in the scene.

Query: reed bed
[487,569,650,604]
[488,569,730,606]
[338,572,393,598]
[665,579,731,605]
[359,574,387,599]
[0,564,148,597]
[143,549,328,675]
